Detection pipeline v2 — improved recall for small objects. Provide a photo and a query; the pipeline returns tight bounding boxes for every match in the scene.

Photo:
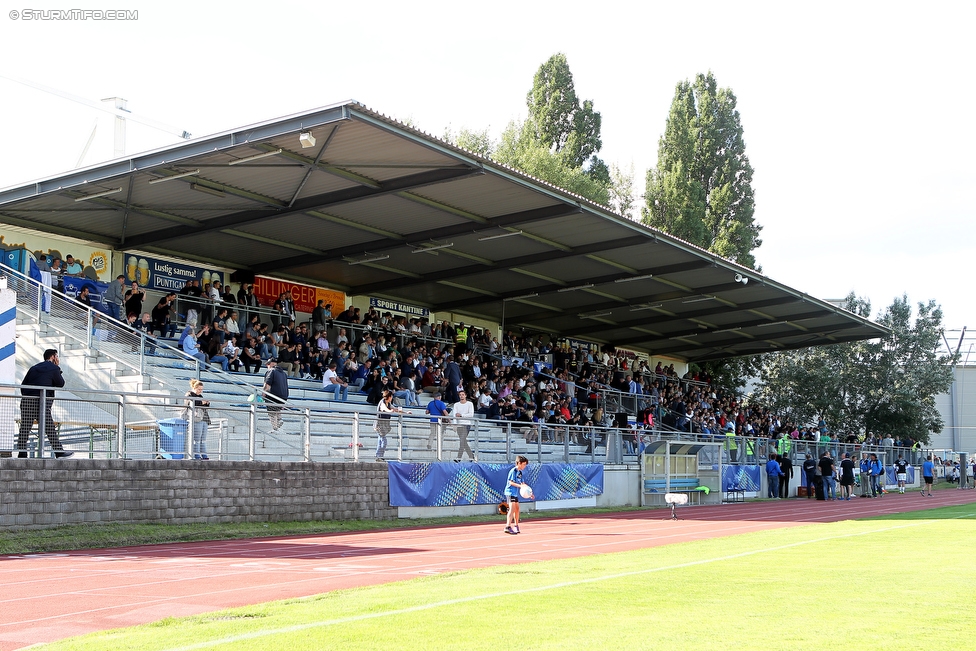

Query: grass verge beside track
[35,504,976,651]
[0,506,645,555]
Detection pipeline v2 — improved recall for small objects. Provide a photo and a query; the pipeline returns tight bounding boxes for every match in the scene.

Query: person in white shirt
[452,390,475,462]
[322,361,349,401]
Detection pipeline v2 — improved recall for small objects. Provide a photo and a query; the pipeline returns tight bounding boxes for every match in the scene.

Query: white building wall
[933,365,976,453]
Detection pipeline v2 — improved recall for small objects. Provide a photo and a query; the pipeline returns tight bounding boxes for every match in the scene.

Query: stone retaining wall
[0,459,396,529]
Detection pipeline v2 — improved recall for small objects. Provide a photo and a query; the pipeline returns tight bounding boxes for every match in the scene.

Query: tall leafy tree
[607,162,636,219]
[526,53,602,168]
[643,72,761,269]
[493,53,609,205]
[494,121,609,204]
[752,294,956,443]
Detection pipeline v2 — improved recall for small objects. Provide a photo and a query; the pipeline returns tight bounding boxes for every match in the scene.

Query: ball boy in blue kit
[504,456,531,535]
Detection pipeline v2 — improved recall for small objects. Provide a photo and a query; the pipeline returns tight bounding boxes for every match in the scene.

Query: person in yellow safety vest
[725,428,738,462]
[777,435,792,457]
[455,322,468,353]
[745,436,756,463]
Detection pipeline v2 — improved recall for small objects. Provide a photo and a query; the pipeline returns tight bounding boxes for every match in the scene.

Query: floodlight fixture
[504,292,539,301]
[148,169,200,184]
[478,230,523,241]
[299,131,316,149]
[228,148,283,165]
[74,187,123,202]
[347,254,391,266]
[557,283,594,293]
[614,273,655,283]
[190,184,226,198]
[734,273,749,285]
[411,242,454,254]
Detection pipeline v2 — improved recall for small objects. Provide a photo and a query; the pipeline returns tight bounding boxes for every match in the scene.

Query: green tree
[608,162,636,219]
[494,121,609,204]
[752,294,956,443]
[643,72,761,269]
[443,127,493,158]
[493,53,610,205]
[526,53,602,168]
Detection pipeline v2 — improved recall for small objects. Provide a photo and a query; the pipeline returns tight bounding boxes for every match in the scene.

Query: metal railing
[0,382,931,469]
[5,265,262,401]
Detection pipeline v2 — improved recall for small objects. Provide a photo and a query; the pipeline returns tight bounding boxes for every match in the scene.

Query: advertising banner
[369,297,429,318]
[63,276,110,311]
[722,465,761,492]
[0,232,111,281]
[121,252,228,293]
[388,461,604,507]
[253,276,345,315]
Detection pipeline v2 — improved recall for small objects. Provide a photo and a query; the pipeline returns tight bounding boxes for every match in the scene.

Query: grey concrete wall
[0,459,396,529]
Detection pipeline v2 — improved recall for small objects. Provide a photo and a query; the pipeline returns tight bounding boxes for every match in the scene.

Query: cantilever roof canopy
[0,101,889,363]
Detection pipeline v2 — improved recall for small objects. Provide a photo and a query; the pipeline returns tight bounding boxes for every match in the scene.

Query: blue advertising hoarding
[388,462,604,507]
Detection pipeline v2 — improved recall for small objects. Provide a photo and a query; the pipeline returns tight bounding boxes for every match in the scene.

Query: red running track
[3,490,975,650]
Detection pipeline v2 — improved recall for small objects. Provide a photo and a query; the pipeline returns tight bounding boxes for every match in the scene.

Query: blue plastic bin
[157,418,188,459]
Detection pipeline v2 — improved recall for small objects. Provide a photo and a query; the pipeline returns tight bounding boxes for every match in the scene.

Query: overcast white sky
[0,1,973,330]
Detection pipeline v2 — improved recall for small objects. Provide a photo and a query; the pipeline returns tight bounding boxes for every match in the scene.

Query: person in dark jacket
[262,358,289,432]
[443,354,462,403]
[17,349,72,458]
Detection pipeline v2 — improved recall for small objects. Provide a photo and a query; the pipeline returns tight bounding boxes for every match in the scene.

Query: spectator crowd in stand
[81,276,927,459]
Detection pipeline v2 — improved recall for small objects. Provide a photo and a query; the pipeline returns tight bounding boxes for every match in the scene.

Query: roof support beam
[558,296,803,338]
[653,322,865,355]
[123,166,483,249]
[351,235,649,296]
[507,280,748,326]
[433,260,712,312]
[250,202,582,274]
[287,124,340,207]
[611,310,830,347]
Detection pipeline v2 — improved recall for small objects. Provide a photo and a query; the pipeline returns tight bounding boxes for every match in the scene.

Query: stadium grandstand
[3,100,927,528]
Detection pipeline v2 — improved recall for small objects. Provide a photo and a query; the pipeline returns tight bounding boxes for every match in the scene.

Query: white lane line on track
[3,502,974,630]
[161,516,968,651]
[1,494,969,603]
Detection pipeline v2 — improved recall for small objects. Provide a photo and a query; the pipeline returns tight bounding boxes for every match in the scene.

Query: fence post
[352,412,360,462]
[397,414,403,462]
[303,408,311,462]
[436,419,442,461]
[35,283,42,324]
[473,419,479,463]
[87,309,93,350]
[139,331,146,376]
[37,389,47,458]
[564,426,570,463]
[248,404,256,462]
[536,422,542,464]
[116,394,125,459]
[506,422,512,464]
[186,404,195,459]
